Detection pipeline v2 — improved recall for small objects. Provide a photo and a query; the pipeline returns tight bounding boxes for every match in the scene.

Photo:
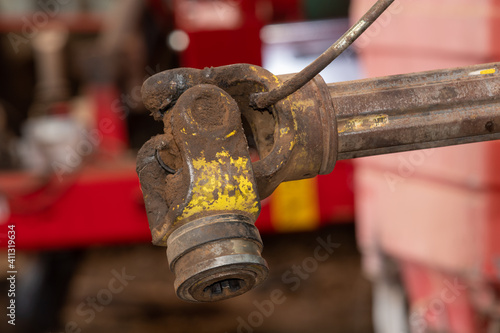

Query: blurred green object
[304,0,350,20]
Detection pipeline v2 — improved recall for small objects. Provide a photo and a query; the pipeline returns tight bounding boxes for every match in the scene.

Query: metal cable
[249,0,396,109]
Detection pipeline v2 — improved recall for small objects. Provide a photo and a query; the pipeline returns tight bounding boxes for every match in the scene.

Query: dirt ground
[2,223,373,333]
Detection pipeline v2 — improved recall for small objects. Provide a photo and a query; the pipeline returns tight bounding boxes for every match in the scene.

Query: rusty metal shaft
[328,63,500,160]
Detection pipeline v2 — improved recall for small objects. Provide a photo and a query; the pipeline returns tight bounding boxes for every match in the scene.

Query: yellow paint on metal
[178,150,259,222]
[216,150,230,158]
[294,99,315,108]
[280,127,289,136]
[470,68,497,76]
[270,178,320,232]
[480,68,496,75]
[289,99,315,134]
[225,130,236,138]
[289,101,299,131]
[249,65,279,83]
[338,114,389,133]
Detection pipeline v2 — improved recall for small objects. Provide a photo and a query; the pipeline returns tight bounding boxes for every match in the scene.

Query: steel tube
[328,63,500,160]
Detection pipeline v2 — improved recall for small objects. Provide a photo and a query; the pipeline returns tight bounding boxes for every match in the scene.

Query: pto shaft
[328,63,500,160]
[138,62,500,303]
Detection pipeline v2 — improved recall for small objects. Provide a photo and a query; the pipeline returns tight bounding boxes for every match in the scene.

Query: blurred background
[0,0,499,332]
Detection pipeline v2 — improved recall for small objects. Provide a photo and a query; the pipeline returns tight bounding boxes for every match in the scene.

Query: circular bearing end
[166,214,269,302]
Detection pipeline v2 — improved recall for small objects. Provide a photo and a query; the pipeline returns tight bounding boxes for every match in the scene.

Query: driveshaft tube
[330,63,500,160]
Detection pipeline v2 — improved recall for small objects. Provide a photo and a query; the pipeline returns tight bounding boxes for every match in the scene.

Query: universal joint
[137,64,335,302]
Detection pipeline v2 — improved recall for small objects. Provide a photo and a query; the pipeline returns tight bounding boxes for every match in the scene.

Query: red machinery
[0,0,354,250]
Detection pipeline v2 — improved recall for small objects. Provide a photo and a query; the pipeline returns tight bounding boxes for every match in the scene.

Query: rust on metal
[337,114,389,134]
[249,0,395,109]
[140,64,337,201]
[137,61,500,303]
[138,64,336,302]
[329,62,500,159]
[138,79,273,302]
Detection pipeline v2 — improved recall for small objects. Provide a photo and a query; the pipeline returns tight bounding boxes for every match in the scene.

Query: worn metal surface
[140,64,336,201]
[137,83,269,301]
[138,61,500,302]
[138,64,335,301]
[331,63,500,159]
[138,82,260,243]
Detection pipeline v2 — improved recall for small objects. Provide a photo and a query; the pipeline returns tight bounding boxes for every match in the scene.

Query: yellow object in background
[270,178,320,232]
